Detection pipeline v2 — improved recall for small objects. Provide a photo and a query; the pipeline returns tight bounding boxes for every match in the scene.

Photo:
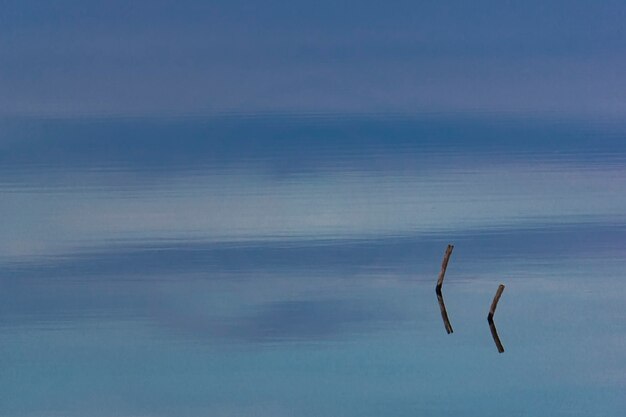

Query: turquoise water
[1,115,625,416]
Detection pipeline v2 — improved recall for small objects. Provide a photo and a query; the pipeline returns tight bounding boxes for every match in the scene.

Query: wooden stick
[488,284,505,320]
[435,244,454,291]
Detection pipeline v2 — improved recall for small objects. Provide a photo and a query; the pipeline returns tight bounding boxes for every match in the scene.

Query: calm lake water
[1,114,625,416]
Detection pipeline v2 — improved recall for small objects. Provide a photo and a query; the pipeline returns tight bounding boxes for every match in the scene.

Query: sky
[1,0,626,118]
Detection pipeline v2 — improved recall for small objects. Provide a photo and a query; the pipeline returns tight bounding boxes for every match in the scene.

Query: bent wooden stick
[488,284,505,320]
[435,244,454,292]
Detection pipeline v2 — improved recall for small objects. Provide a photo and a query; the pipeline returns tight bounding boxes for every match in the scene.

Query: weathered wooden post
[435,244,454,293]
[488,284,505,321]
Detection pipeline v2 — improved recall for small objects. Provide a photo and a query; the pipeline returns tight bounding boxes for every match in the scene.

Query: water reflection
[488,317,505,353]
[487,284,506,353]
[435,245,454,334]
[435,288,453,334]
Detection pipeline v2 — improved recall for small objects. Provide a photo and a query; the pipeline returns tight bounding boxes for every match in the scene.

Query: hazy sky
[2,0,625,118]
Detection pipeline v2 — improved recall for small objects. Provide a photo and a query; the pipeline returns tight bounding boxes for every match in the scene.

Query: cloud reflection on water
[2,160,626,259]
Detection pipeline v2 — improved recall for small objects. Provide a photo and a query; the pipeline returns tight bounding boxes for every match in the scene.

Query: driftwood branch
[435,244,454,292]
[487,284,505,320]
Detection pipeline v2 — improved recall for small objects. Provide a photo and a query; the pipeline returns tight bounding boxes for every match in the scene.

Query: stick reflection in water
[436,288,454,334]
[487,284,506,353]
[435,245,454,334]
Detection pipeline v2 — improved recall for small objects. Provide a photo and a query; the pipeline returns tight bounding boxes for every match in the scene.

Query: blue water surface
[3,0,626,414]
[1,114,625,416]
